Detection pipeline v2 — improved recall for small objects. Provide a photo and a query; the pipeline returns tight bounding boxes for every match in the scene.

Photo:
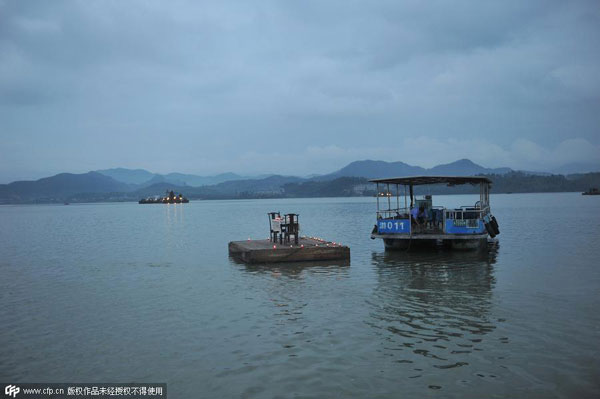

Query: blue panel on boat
[378,219,410,234]
[445,219,485,234]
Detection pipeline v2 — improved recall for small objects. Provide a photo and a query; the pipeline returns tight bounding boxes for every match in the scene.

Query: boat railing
[376,208,411,220]
[376,204,490,234]
[444,206,490,220]
[377,205,486,220]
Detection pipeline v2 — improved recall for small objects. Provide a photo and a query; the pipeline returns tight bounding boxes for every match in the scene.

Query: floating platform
[228,237,350,264]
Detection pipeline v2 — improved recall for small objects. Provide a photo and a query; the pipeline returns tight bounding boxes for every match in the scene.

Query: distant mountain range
[96,159,513,188]
[551,162,600,175]
[1,159,599,204]
[96,168,245,187]
[316,159,512,180]
[0,172,132,203]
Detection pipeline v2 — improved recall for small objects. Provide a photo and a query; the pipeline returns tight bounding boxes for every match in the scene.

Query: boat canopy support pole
[409,185,414,208]
[480,182,490,210]
[480,183,483,206]
[376,183,380,213]
[387,183,391,211]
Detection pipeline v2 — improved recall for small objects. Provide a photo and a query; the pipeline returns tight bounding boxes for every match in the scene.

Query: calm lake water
[1,193,599,398]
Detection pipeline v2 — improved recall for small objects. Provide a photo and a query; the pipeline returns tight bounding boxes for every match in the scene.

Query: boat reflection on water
[368,242,500,373]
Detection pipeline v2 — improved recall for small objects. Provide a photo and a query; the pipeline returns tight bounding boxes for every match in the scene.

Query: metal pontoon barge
[370,176,500,250]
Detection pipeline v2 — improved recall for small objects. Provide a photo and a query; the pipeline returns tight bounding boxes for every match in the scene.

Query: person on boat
[410,206,418,224]
[411,206,427,226]
[417,206,428,224]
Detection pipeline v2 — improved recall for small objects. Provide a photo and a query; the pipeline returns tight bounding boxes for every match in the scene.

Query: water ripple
[368,245,498,371]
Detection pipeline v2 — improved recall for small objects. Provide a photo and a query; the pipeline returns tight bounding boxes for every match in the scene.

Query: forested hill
[282,172,600,197]
[1,171,599,204]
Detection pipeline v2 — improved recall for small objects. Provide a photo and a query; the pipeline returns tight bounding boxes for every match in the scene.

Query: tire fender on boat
[490,216,500,235]
[485,222,496,238]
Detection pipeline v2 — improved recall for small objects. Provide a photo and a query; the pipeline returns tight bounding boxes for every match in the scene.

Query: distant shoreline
[0,190,590,206]
[1,170,598,205]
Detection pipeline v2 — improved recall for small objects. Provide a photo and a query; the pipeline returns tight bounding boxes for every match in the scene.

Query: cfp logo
[4,385,20,398]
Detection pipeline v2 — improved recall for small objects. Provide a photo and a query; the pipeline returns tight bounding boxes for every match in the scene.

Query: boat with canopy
[370,176,500,250]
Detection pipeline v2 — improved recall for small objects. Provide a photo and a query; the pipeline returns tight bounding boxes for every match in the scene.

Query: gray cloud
[1,0,599,181]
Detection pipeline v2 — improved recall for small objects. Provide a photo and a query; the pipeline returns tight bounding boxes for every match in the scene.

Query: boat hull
[373,233,489,251]
[445,238,488,250]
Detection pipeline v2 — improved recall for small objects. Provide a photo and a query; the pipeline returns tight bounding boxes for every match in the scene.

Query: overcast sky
[1,0,599,182]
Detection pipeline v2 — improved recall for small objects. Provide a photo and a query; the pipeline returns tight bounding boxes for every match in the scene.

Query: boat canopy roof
[369,175,492,186]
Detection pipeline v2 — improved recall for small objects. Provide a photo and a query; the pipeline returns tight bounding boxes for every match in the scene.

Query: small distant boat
[582,188,600,195]
[139,190,189,204]
[64,202,70,205]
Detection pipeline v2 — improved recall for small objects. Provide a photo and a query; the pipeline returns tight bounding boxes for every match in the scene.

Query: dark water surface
[1,193,599,398]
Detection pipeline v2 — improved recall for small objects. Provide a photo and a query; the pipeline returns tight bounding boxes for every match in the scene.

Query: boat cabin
[369,176,499,250]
